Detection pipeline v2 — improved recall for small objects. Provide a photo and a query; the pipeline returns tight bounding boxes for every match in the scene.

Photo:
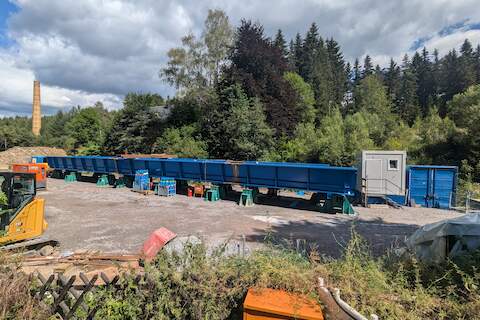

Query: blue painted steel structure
[45,156,357,196]
[407,165,457,209]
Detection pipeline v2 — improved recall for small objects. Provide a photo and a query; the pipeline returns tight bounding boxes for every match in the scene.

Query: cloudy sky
[0,0,479,117]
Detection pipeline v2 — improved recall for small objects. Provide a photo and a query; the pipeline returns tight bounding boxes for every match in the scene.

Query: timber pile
[0,146,66,168]
[21,251,142,286]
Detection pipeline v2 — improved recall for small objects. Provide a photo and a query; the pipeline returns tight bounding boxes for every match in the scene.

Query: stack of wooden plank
[21,251,142,286]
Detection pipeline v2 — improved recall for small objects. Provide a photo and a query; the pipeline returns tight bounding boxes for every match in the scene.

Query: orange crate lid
[244,288,324,320]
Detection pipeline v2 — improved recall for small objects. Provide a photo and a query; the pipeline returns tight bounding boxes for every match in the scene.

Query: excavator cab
[0,172,48,245]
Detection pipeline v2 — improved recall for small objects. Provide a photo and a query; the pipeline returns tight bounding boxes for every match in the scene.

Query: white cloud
[1,0,480,115]
[0,51,121,115]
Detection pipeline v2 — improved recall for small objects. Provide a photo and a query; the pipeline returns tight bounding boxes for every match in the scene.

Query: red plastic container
[142,227,176,261]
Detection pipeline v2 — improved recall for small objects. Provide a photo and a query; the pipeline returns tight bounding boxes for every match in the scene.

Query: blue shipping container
[407,165,457,209]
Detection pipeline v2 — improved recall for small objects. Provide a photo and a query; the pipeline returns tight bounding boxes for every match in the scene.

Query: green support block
[114,177,126,188]
[96,174,109,187]
[205,186,220,202]
[64,172,77,183]
[342,195,356,215]
[239,189,254,207]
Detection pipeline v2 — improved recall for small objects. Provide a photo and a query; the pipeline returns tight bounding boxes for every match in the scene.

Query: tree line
[1,9,480,181]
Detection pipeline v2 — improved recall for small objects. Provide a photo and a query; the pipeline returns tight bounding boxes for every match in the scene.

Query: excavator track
[1,237,59,252]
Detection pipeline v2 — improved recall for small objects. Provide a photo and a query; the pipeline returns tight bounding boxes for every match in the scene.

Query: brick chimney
[32,80,41,136]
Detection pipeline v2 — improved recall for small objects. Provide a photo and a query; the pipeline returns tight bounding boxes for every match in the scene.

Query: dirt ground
[40,178,463,257]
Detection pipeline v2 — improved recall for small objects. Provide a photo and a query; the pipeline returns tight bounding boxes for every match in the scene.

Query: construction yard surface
[41,178,463,257]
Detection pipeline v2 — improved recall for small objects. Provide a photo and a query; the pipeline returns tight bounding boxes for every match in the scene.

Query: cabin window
[388,159,399,170]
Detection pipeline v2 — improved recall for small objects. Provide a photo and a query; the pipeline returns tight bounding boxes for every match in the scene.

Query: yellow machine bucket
[0,197,47,245]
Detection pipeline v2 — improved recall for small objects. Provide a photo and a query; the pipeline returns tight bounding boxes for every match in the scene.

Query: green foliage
[154,125,208,158]
[160,9,233,91]
[2,11,480,185]
[283,72,316,123]
[446,85,480,179]
[0,117,36,150]
[92,242,318,320]
[343,113,374,164]
[269,110,373,166]
[202,84,274,160]
[83,231,480,320]
[224,20,300,137]
[39,109,76,148]
[383,121,420,151]
[103,93,164,155]
[65,106,105,150]
[447,84,480,129]
[0,191,7,206]
[317,109,345,165]
[0,253,51,320]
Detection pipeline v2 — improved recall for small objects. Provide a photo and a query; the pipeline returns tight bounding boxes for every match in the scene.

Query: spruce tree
[362,55,374,77]
[412,48,434,115]
[353,58,361,85]
[385,58,401,104]
[299,23,321,80]
[273,29,288,59]
[292,33,303,73]
[459,39,476,90]
[326,38,347,107]
[398,54,421,124]
[431,48,441,107]
[441,49,464,108]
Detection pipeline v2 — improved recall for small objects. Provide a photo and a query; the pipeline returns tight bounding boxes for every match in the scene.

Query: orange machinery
[12,163,48,189]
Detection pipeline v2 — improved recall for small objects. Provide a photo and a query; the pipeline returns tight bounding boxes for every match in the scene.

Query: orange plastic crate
[243,288,324,320]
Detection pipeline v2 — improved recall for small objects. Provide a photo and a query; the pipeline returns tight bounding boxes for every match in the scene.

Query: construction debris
[21,251,142,286]
[0,146,66,169]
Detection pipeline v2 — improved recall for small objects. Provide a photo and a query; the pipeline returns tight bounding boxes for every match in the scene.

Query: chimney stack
[32,80,41,136]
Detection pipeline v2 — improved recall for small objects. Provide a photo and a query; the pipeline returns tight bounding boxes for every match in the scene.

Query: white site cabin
[356,150,407,196]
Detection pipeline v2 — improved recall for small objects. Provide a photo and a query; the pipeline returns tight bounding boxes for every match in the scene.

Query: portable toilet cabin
[356,150,407,204]
[407,165,457,209]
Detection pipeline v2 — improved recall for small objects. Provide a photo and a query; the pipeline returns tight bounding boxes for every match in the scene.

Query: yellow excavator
[0,172,57,251]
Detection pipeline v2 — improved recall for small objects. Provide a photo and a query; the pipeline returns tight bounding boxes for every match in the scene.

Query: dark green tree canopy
[223,20,301,137]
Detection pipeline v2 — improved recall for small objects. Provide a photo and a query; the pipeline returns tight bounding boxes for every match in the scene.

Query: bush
[153,125,208,158]
[0,253,50,320]
[89,232,480,320]
[3,232,479,319]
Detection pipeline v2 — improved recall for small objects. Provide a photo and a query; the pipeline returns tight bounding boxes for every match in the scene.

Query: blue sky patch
[0,0,18,47]
[411,19,480,51]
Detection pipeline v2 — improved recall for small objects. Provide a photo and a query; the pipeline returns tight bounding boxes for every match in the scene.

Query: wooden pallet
[131,189,154,195]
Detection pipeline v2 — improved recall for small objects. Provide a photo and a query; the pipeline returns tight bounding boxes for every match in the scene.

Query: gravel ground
[40,178,463,257]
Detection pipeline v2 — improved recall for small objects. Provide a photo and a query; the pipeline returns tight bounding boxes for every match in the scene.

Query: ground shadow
[245,216,419,258]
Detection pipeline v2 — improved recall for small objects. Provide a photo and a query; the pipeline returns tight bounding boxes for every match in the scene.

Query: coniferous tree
[440,49,464,109]
[398,54,421,124]
[431,48,441,107]
[362,55,374,77]
[343,62,354,114]
[291,33,303,73]
[326,38,348,107]
[353,58,361,85]
[299,23,321,80]
[223,20,300,137]
[411,48,434,115]
[459,39,476,91]
[273,29,288,59]
[385,58,401,104]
